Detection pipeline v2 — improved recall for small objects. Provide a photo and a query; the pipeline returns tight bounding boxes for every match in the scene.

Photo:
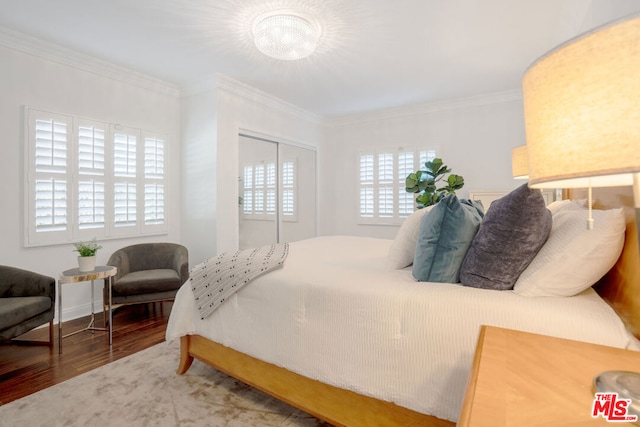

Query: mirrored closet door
[238,134,316,249]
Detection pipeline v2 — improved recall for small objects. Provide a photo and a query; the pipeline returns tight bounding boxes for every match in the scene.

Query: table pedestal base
[58,266,116,354]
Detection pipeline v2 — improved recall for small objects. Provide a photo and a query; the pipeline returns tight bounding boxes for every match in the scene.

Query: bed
[166,186,640,426]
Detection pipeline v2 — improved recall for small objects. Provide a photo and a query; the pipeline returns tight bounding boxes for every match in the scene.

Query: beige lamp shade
[522,13,640,189]
[511,145,529,179]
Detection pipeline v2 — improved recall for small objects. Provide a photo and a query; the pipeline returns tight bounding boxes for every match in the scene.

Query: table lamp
[511,145,528,180]
[522,12,640,418]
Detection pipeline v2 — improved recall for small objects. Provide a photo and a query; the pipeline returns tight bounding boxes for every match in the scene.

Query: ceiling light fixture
[252,10,321,60]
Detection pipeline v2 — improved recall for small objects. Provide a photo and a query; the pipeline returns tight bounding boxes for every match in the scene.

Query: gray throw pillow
[412,194,484,283]
[459,184,552,290]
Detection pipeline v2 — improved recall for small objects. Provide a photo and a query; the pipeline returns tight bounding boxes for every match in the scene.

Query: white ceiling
[0,0,639,117]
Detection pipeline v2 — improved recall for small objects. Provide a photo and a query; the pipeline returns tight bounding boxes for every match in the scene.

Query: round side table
[58,265,117,353]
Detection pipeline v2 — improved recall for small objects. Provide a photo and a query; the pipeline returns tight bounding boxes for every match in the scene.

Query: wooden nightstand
[458,325,640,426]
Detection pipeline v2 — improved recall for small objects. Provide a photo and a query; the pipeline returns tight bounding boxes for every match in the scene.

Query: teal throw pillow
[412,195,484,283]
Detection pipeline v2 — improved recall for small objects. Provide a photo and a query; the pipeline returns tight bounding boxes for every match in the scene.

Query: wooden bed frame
[176,187,640,427]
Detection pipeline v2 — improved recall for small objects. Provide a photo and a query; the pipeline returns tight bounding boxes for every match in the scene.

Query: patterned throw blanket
[190,243,289,320]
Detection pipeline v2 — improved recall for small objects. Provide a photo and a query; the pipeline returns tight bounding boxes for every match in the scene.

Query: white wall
[180,88,218,267]
[0,39,182,322]
[319,92,527,239]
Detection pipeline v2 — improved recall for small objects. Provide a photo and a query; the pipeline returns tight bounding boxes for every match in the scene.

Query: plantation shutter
[397,151,415,218]
[281,160,295,218]
[359,154,374,218]
[143,135,165,226]
[77,122,106,231]
[27,110,72,245]
[420,150,437,167]
[34,118,68,231]
[266,163,276,215]
[241,161,278,219]
[377,153,394,218]
[34,178,67,232]
[255,164,266,214]
[358,148,438,225]
[113,130,138,229]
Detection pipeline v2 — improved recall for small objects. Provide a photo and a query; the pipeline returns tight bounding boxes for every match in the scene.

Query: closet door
[278,143,316,243]
[238,134,317,249]
[238,135,278,249]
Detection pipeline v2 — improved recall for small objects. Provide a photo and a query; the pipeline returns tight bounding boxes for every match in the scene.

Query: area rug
[0,340,328,426]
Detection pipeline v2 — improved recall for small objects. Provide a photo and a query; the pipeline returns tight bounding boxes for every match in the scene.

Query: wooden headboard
[570,186,640,339]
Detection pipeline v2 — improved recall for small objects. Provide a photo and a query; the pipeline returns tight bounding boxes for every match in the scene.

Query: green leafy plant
[405,158,465,208]
[72,239,102,257]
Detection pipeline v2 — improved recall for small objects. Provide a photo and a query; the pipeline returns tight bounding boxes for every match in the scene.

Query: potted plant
[73,238,102,272]
[405,158,465,208]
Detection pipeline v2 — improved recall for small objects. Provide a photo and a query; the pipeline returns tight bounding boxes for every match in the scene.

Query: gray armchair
[0,265,56,345]
[106,243,189,307]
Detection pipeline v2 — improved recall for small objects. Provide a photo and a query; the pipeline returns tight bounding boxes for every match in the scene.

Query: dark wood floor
[0,301,172,405]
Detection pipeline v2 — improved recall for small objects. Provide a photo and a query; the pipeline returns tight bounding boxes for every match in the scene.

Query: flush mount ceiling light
[252,10,321,60]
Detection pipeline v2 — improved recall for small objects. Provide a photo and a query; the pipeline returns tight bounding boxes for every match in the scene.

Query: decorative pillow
[387,206,434,269]
[459,183,552,290]
[513,208,625,297]
[412,195,484,283]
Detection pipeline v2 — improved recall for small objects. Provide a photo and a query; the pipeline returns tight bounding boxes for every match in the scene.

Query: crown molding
[180,75,217,98]
[215,73,322,125]
[0,25,180,97]
[324,89,523,127]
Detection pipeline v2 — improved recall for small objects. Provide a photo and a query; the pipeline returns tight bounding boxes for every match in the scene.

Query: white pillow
[513,208,625,297]
[387,206,434,270]
[546,199,586,214]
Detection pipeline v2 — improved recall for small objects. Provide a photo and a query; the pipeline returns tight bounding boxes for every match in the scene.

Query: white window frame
[24,107,168,247]
[358,148,437,225]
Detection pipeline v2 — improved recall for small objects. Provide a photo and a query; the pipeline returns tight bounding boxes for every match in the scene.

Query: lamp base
[594,370,640,423]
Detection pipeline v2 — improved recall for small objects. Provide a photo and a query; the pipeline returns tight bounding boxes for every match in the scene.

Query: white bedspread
[166,235,640,423]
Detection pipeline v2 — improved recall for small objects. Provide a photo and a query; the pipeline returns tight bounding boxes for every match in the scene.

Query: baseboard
[56,299,105,323]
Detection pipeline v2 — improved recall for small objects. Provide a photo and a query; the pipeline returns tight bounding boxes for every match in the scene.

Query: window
[25,108,168,247]
[358,148,436,224]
